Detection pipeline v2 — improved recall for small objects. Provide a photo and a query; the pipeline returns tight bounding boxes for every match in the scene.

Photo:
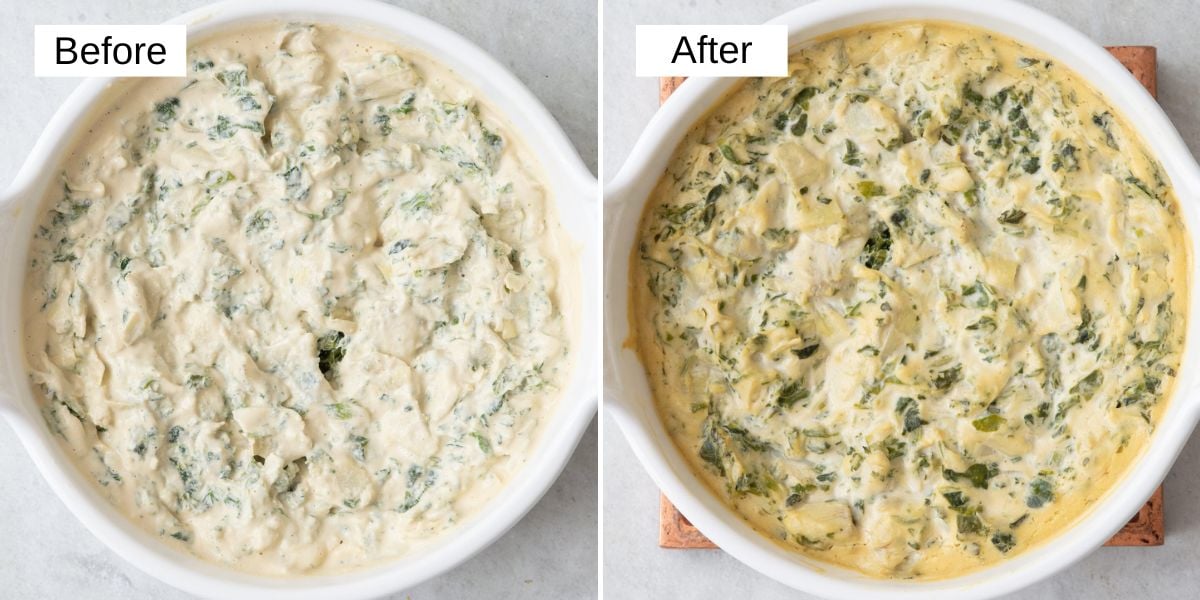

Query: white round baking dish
[604,0,1200,598]
[0,1,599,598]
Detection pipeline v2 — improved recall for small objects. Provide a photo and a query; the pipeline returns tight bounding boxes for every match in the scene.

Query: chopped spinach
[932,365,962,391]
[843,140,864,167]
[470,432,492,454]
[317,331,348,380]
[1026,477,1054,508]
[699,418,727,476]
[972,414,1005,432]
[944,463,998,489]
[154,97,181,124]
[777,381,809,409]
[943,490,969,509]
[998,208,1027,224]
[860,222,891,270]
[957,511,986,535]
[896,396,925,434]
[857,180,886,198]
[699,184,724,233]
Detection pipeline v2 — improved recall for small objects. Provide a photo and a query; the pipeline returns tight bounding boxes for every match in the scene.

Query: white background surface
[0,1,597,599]
[603,0,1200,599]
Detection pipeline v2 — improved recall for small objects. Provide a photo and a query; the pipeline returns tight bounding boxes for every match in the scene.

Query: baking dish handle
[0,370,15,422]
[0,187,21,419]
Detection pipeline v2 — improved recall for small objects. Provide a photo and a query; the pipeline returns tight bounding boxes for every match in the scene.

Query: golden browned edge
[654,46,1165,550]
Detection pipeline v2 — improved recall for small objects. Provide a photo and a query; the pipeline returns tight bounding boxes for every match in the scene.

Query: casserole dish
[0,0,599,598]
[603,0,1200,598]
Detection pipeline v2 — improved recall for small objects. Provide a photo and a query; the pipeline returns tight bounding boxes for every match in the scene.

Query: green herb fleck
[245,209,274,234]
[699,184,724,233]
[857,180,885,198]
[794,86,819,108]
[317,331,348,380]
[699,418,726,476]
[957,511,986,535]
[944,463,997,489]
[185,374,211,390]
[204,170,235,188]
[790,113,808,136]
[943,490,969,509]
[327,403,352,420]
[777,381,809,409]
[350,435,368,462]
[992,532,1016,553]
[207,115,238,140]
[1027,477,1055,508]
[972,414,1005,432]
[470,432,492,454]
[932,365,962,391]
[998,208,1026,224]
[860,222,891,270]
[896,397,925,434]
[842,140,863,167]
[154,97,181,124]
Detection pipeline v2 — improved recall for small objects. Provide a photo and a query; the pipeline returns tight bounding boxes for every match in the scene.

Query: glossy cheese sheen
[633,22,1188,579]
[23,23,574,575]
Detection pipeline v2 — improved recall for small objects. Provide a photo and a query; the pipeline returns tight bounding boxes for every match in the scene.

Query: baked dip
[632,22,1187,578]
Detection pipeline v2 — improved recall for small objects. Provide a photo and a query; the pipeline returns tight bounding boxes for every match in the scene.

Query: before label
[34,25,186,77]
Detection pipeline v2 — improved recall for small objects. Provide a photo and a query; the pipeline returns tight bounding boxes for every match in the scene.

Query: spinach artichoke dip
[633,22,1188,578]
[23,23,575,575]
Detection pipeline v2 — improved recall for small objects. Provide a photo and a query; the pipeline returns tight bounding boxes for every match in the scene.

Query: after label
[671,35,753,65]
[635,25,787,77]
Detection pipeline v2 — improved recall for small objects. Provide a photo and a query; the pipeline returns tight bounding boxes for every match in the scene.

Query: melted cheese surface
[23,23,574,575]
[633,22,1188,578]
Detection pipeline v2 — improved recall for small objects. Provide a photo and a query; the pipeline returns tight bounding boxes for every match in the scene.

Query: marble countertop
[603,1,1200,598]
[0,1,597,599]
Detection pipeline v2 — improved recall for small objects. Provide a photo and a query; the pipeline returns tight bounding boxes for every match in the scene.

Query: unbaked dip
[632,22,1187,579]
[24,23,575,575]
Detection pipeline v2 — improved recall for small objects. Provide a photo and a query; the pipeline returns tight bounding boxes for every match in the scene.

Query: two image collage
[3,1,1200,599]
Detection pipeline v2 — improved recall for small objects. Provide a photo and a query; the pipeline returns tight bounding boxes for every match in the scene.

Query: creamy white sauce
[24,23,575,575]
[634,23,1188,579]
